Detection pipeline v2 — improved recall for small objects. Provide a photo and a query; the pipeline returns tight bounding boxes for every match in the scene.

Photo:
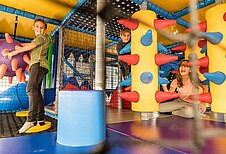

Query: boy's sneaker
[17,121,37,134]
[37,121,45,126]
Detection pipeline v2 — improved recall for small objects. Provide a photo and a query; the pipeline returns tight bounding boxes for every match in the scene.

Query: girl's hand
[161,84,168,92]
[162,84,167,87]
[199,103,207,113]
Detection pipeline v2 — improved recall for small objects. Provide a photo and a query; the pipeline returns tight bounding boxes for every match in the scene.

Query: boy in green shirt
[5,18,50,133]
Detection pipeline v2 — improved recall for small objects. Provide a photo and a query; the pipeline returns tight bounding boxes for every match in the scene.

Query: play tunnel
[0,83,56,111]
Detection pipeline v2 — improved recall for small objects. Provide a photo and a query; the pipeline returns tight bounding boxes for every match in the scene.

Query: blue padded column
[57,90,105,147]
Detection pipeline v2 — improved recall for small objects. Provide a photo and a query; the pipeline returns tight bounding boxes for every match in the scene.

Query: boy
[5,18,50,133]
[116,28,131,78]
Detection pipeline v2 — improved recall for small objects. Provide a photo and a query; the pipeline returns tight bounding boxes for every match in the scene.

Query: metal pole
[215,0,224,4]
[189,0,204,153]
[117,68,122,109]
[95,0,106,90]
[54,26,64,114]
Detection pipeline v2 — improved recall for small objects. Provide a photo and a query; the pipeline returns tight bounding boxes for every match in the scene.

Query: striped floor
[0,111,57,138]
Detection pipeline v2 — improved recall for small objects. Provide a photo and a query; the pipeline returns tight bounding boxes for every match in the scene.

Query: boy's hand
[4,51,19,60]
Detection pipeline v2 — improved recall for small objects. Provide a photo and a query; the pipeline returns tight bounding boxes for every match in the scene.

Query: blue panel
[0,83,29,111]
[44,88,56,105]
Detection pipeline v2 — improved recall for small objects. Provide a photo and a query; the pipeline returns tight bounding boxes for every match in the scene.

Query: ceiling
[0,0,77,39]
[0,0,223,47]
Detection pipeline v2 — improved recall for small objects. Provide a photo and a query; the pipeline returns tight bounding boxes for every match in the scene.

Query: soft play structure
[118,10,179,113]
[0,83,29,111]
[0,82,56,111]
[0,33,55,111]
[62,73,92,90]
[0,33,29,111]
[179,4,226,113]
[0,33,29,83]
[117,3,226,116]
[108,86,131,109]
[204,4,226,113]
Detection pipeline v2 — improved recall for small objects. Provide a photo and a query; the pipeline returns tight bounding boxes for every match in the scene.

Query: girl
[159,60,208,118]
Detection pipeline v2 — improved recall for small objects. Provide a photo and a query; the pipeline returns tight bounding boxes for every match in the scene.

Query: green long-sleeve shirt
[30,33,50,70]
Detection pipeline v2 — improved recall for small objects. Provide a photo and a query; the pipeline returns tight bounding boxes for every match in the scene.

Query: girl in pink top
[159,60,208,118]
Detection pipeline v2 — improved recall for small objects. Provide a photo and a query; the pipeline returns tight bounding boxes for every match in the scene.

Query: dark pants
[119,61,131,78]
[26,63,48,122]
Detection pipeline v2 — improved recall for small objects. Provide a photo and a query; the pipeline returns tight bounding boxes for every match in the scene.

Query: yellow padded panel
[25,121,51,133]
[16,111,28,117]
